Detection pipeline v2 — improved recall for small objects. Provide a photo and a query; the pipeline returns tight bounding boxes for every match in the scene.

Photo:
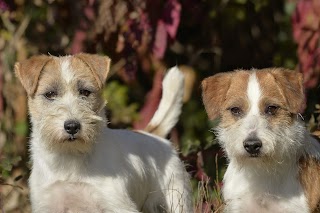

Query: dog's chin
[233,151,269,162]
[240,153,263,159]
[63,135,84,143]
[42,134,94,154]
[247,153,260,158]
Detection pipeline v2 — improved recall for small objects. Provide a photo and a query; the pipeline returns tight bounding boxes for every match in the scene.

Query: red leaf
[71,30,87,54]
[0,59,3,119]
[195,151,209,182]
[152,0,181,59]
[163,0,181,39]
[153,21,168,59]
[292,0,320,89]
[70,2,95,54]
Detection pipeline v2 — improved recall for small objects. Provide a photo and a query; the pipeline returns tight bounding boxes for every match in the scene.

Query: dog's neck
[228,154,298,179]
[30,131,95,178]
[29,108,108,178]
[302,132,320,159]
[223,130,320,198]
[223,157,303,200]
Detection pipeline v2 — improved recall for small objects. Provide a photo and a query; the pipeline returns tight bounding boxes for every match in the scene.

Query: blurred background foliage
[0,0,319,212]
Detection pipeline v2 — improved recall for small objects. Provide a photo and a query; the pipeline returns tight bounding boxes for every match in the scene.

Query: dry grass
[0,173,30,213]
[194,154,224,213]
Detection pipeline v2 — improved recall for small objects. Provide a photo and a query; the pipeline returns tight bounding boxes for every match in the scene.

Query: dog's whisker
[88,115,104,122]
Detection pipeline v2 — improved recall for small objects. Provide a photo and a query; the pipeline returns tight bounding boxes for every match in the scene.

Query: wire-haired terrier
[202,68,320,213]
[15,53,192,213]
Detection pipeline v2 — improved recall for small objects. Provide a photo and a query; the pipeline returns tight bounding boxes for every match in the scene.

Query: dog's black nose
[243,138,262,155]
[64,120,81,135]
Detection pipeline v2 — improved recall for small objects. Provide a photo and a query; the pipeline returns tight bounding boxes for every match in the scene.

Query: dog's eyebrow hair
[42,81,62,93]
[77,80,96,91]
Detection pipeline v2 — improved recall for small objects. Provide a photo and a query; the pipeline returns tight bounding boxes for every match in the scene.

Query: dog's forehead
[255,70,288,105]
[39,58,62,81]
[225,69,287,108]
[224,71,250,106]
[59,56,73,83]
[39,56,96,84]
[227,71,250,96]
[59,56,95,83]
[255,70,278,90]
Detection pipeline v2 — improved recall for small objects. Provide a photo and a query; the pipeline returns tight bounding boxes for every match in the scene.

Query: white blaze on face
[59,57,78,109]
[247,72,261,115]
[245,72,261,131]
[60,57,74,84]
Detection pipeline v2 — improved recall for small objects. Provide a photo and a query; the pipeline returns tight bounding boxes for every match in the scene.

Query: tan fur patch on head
[201,70,250,121]
[15,55,52,96]
[28,59,62,120]
[221,71,250,127]
[299,156,320,212]
[255,69,298,126]
[68,57,102,89]
[256,70,287,108]
[69,57,106,112]
[201,73,231,120]
[74,53,111,88]
[266,68,304,114]
[35,59,62,94]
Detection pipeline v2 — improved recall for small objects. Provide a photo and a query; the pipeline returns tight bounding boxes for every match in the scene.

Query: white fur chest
[29,128,150,192]
[222,161,309,213]
[28,128,180,212]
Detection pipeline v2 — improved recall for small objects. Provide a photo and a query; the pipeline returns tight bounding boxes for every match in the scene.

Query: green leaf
[14,121,28,136]
[103,81,139,125]
[235,0,247,4]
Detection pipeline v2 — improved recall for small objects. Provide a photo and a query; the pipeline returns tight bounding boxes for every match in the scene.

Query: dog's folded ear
[201,73,232,120]
[75,53,111,89]
[15,55,51,96]
[270,68,304,114]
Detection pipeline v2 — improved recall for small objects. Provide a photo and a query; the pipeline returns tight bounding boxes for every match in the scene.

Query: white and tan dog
[201,68,320,213]
[15,53,192,213]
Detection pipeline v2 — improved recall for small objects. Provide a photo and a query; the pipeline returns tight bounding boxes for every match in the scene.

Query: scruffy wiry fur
[202,68,320,213]
[37,181,108,213]
[15,53,192,213]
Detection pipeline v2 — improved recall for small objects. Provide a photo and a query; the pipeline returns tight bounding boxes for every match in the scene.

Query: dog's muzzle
[243,137,262,156]
[64,120,81,140]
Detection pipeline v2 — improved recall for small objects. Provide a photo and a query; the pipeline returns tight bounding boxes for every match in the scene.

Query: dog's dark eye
[44,91,57,100]
[230,107,242,116]
[265,105,279,116]
[79,89,91,97]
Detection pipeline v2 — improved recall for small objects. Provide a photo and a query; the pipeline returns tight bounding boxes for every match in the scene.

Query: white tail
[144,66,185,138]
